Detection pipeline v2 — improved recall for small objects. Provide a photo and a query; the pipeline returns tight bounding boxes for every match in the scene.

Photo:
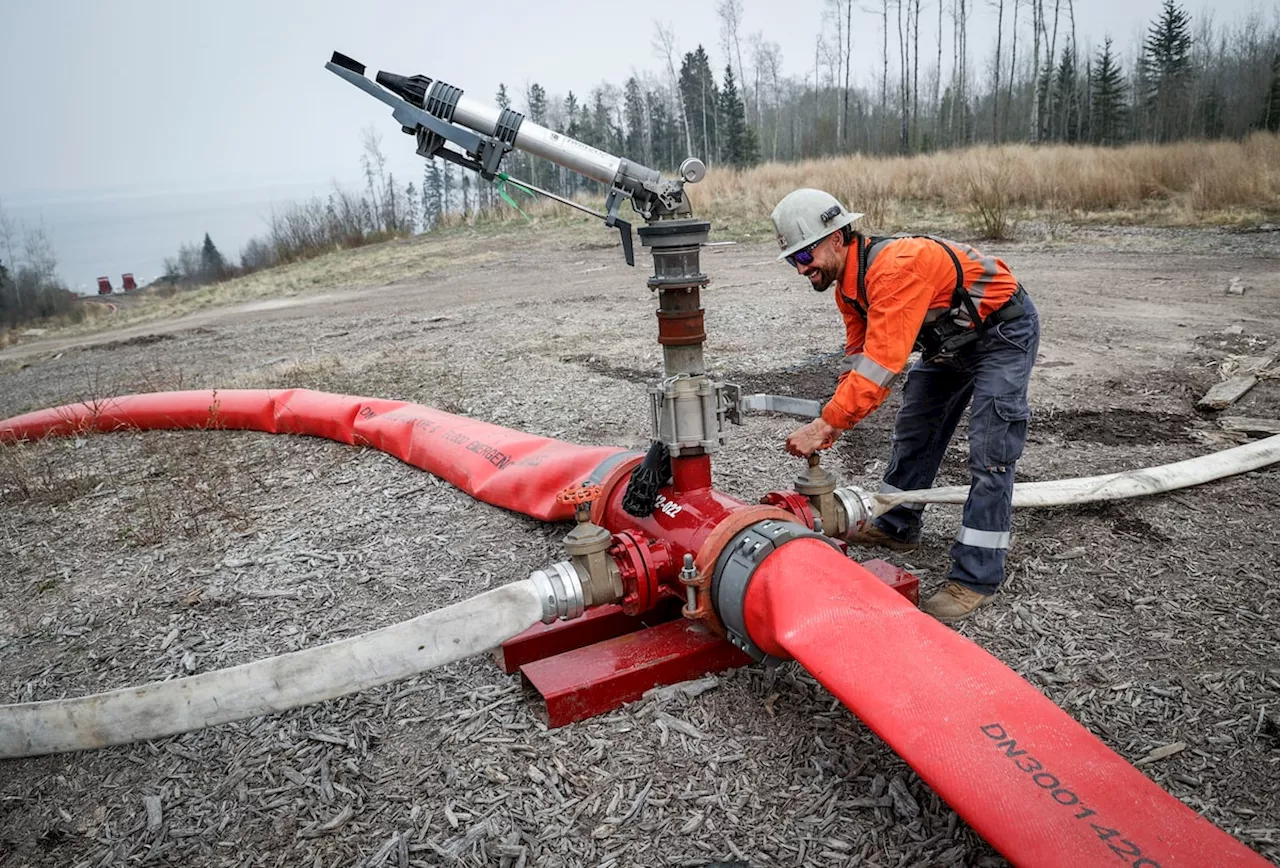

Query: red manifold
[504,453,921,726]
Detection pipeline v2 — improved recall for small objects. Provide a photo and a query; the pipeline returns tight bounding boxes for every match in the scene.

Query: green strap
[493,173,536,221]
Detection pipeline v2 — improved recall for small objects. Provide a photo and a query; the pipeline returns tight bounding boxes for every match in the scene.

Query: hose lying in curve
[0,389,627,523]
[0,389,636,758]
[873,433,1280,513]
[0,582,546,759]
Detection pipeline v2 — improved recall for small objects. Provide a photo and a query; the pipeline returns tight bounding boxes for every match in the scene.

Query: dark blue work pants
[876,296,1040,593]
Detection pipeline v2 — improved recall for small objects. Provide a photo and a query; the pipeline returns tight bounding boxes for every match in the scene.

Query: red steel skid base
[499,558,920,727]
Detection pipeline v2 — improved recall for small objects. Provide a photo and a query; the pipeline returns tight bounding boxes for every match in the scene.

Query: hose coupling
[528,562,586,624]
[832,485,876,538]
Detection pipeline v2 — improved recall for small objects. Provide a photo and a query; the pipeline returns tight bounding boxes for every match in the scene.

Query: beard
[808,267,837,292]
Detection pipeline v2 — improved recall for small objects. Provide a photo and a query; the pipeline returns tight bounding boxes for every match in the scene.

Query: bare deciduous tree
[993,0,1005,142]
[652,22,695,158]
[717,0,748,118]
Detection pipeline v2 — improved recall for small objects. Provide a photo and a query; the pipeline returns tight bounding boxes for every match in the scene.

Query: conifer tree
[1141,0,1193,141]
[624,77,648,165]
[421,160,442,230]
[679,46,720,162]
[717,64,758,166]
[1051,43,1081,142]
[1260,53,1280,132]
[1090,38,1128,145]
[200,233,226,281]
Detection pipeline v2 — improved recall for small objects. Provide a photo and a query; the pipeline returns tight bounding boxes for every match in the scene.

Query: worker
[770,188,1039,621]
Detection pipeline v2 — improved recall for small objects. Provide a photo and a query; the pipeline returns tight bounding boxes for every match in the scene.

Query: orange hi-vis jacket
[821,234,1022,431]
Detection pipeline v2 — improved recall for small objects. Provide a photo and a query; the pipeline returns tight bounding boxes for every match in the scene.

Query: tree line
[94,0,1280,298]
[409,0,1280,210]
[0,205,78,330]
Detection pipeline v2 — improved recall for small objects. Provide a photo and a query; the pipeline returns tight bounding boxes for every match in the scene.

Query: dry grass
[690,133,1280,236]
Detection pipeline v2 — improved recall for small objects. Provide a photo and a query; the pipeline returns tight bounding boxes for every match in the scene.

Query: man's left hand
[785,419,841,457]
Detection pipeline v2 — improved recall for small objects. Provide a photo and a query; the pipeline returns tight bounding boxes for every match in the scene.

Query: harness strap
[843,234,978,329]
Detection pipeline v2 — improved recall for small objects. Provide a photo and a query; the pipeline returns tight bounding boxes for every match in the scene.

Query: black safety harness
[839,233,1027,363]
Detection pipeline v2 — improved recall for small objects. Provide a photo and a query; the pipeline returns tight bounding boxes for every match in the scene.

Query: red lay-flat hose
[742,538,1270,868]
[0,389,625,523]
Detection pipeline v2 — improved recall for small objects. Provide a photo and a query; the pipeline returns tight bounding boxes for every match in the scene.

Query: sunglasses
[786,238,824,268]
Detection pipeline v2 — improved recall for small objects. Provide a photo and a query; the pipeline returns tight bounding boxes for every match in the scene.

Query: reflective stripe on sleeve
[955,526,1012,549]
[839,353,897,388]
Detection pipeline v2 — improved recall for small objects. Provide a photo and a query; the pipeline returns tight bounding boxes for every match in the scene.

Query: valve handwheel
[557,483,603,506]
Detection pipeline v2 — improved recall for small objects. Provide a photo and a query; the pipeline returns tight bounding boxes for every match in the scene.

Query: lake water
[1,180,360,295]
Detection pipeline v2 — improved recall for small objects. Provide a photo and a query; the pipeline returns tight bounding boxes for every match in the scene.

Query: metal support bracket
[603,187,635,266]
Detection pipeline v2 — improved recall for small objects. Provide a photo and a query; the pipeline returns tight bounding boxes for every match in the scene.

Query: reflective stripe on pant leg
[948,467,1014,590]
[947,306,1037,593]
[956,526,1010,549]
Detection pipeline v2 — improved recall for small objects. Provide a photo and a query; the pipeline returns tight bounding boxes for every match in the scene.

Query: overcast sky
[1,0,1273,200]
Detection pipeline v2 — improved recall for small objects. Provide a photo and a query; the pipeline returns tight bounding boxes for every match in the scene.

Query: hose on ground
[0,581,546,758]
[873,433,1280,513]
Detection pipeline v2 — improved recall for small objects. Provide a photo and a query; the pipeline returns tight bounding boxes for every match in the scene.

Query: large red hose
[0,389,625,522]
[743,538,1269,867]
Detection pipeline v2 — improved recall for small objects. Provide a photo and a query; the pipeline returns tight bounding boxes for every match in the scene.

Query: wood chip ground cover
[1,224,1278,866]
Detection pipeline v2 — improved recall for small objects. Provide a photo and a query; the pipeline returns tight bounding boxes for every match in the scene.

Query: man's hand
[785,418,841,457]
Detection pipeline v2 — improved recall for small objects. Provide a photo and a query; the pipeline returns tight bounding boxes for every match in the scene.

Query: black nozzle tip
[375,70,431,108]
[330,52,365,76]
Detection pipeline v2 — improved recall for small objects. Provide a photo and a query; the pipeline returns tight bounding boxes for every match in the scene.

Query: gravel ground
[2,222,1279,867]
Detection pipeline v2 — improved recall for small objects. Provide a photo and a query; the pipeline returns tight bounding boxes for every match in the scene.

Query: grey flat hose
[873,434,1280,512]
[0,581,546,759]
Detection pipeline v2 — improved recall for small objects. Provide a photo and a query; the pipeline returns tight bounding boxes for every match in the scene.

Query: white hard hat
[770,189,864,260]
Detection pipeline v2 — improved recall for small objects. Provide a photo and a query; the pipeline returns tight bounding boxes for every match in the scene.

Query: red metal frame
[493,598,682,674]
[858,558,921,607]
[500,558,921,727]
[520,618,751,727]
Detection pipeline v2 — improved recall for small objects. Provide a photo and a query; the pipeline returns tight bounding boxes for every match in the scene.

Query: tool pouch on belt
[917,286,1026,367]
[917,318,980,366]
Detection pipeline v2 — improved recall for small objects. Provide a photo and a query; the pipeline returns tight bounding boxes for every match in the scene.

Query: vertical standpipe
[640,220,729,473]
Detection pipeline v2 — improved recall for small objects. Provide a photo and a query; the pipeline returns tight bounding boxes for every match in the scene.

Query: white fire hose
[0,581,548,759]
[873,433,1280,512]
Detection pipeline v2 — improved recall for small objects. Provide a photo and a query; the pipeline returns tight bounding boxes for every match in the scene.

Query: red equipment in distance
[122,273,137,291]
[96,276,112,295]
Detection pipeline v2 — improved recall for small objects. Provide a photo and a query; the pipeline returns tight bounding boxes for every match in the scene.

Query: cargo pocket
[986,394,1031,467]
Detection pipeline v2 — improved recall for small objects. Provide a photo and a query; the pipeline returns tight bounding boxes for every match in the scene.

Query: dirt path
[2,225,1278,867]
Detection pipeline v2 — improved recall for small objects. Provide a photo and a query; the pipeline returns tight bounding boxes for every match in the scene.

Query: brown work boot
[921,582,994,622]
[845,524,922,552]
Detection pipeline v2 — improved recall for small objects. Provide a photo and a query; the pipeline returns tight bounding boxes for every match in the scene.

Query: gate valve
[556,483,624,608]
[793,453,842,537]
